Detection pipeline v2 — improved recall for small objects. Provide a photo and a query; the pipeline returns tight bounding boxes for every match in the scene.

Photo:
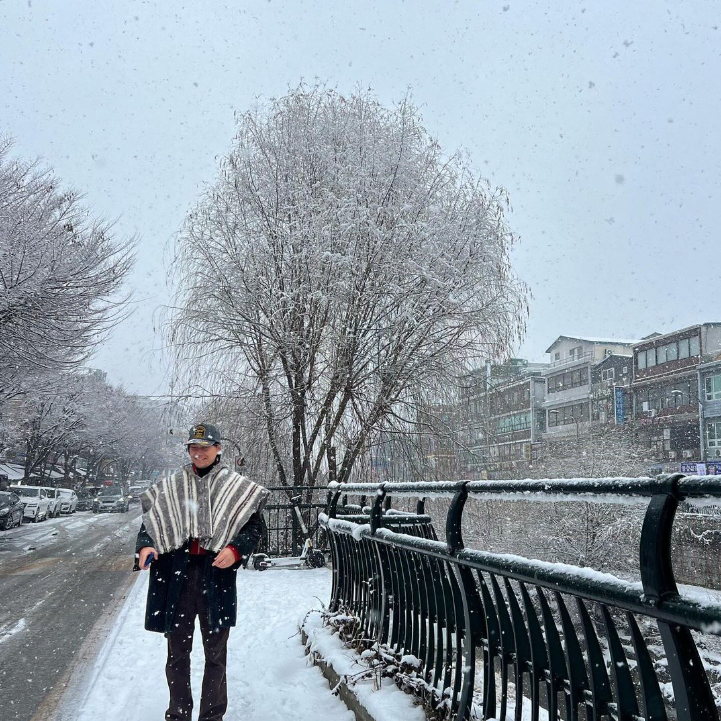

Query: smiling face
[188,443,222,469]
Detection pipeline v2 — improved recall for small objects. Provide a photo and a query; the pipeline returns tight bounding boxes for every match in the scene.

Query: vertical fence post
[446,484,467,554]
[640,474,719,721]
[290,495,299,557]
[370,484,386,534]
[445,483,482,720]
[328,489,341,519]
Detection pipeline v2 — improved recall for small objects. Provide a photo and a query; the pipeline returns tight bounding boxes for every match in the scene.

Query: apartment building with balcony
[630,323,721,463]
[542,336,637,439]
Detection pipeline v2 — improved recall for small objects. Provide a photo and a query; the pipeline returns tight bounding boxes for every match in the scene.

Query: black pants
[165,557,231,721]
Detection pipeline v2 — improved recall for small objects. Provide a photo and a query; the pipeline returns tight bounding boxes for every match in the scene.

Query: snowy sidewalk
[70,567,355,721]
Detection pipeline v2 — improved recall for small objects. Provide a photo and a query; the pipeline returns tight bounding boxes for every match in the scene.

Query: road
[0,508,142,721]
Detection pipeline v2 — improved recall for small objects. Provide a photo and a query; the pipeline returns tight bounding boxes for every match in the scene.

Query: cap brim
[185,439,217,447]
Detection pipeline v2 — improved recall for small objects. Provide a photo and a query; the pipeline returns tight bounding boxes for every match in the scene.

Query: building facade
[700,358,721,462]
[484,372,547,478]
[630,323,721,464]
[458,360,547,479]
[542,336,637,440]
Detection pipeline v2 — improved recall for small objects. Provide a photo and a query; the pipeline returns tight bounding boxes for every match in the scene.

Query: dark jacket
[135,511,264,634]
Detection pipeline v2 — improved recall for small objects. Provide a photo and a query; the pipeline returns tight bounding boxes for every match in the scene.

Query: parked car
[75,490,94,511]
[0,491,23,529]
[9,485,51,522]
[57,488,78,513]
[42,487,63,517]
[93,489,129,513]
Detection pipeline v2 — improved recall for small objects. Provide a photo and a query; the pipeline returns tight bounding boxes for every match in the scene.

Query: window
[707,421,721,456]
[647,347,657,367]
[497,412,531,434]
[602,368,615,380]
[679,338,690,359]
[547,367,590,393]
[705,374,721,401]
[548,402,589,427]
[690,335,701,356]
[554,352,560,361]
[666,342,678,362]
[622,366,628,375]
[657,345,667,364]
[637,350,647,369]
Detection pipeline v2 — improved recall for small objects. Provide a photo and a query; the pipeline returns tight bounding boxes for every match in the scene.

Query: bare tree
[167,86,528,490]
[17,379,86,482]
[3,369,175,486]
[513,424,651,573]
[530,423,650,480]
[0,142,134,399]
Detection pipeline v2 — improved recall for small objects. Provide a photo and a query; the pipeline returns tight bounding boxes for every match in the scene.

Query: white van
[9,485,51,522]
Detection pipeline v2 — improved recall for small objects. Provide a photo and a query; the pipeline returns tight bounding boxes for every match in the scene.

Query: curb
[300,628,378,721]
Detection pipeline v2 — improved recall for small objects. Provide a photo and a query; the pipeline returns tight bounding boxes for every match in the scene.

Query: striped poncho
[140,463,269,554]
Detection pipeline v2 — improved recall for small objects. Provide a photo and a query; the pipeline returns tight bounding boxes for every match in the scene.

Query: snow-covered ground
[66,566,421,721]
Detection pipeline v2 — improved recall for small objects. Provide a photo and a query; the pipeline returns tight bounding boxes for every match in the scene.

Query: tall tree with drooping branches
[168,85,528,490]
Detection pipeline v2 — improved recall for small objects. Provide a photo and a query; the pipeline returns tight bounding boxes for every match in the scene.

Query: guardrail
[320,475,721,721]
[259,485,328,557]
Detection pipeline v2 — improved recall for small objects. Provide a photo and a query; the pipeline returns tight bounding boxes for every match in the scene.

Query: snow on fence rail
[320,474,721,721]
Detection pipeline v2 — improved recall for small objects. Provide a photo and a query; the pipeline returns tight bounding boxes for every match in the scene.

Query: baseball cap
[185,422,221,447]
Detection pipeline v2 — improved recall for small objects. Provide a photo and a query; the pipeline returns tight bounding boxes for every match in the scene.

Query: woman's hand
[138,546,158,570]
[212,547,237,569]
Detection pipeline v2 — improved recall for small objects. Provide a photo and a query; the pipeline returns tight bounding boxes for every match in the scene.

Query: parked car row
[0,481,147,529]
[4,485,79,523]
[0,484,136,528]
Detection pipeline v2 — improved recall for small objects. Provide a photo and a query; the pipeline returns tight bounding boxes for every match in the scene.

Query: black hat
[185,422,221,447]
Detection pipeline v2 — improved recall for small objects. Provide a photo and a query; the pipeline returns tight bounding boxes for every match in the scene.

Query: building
[591,353,634,425]
[459,360,547,479]
[484,371,546,478]
[630,323,721,463]
[543,336,638,439]
[700,358,721,462]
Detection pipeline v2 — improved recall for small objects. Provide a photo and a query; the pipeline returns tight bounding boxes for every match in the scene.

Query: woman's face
[188,443,222,469]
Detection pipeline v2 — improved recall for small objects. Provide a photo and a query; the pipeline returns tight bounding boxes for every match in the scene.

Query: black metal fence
[258,485,329,557]
[320,474,721,721]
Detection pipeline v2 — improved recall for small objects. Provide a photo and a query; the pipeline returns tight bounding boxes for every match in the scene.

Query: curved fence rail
[320,474,721,721]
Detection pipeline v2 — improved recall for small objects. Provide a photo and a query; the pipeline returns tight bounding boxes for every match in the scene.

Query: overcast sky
[1,1,719,396]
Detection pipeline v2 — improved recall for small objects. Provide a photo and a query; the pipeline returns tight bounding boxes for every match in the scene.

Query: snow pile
[301,611,427,721]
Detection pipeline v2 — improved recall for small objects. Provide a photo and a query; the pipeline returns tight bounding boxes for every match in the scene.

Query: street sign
[614,386,626,424]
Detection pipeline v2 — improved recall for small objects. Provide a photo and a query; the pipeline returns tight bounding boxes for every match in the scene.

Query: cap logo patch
[193,425,206,439]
